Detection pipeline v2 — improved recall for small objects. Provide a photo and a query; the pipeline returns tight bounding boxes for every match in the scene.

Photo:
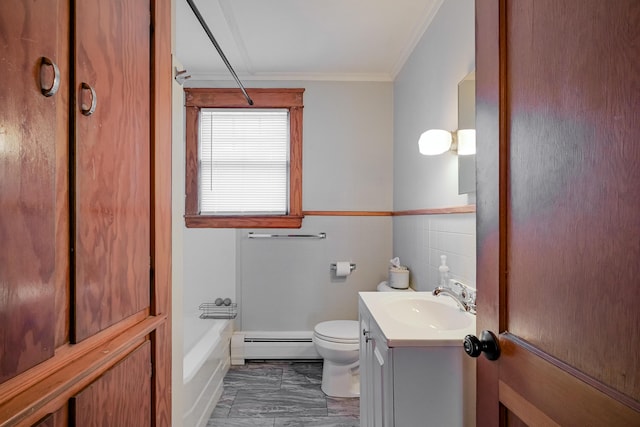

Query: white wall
[171,55,184,427]
[182,228,236,314]
[301,82,393,211]
[180,80,394,331]
[239,216,392,331]
[392,0,476,290]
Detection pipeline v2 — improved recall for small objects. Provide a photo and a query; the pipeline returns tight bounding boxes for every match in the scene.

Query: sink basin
[360,292,477,347]
[383,298,473,330]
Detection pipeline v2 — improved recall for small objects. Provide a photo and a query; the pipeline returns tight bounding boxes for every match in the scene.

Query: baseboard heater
[231,331,320,365]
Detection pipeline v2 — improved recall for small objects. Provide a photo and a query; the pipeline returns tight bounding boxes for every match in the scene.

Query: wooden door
[475,0,640,425]
[0,0,66,382]
[0,0,171,424]
[71,342,151,426]
[73,0,151,341]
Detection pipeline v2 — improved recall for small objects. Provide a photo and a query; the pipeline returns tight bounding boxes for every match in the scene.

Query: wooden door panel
[0,0,63,383]
[504,409,528,427]
[32,404,68,427]
[476,0,640,424]
[500,337,639,426]
[506,0,640,399]
[71,341,151,426]
[73,0,151,342]
[32,414,54,427]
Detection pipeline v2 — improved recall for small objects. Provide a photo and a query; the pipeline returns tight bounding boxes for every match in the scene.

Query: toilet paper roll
[335,261,352,277]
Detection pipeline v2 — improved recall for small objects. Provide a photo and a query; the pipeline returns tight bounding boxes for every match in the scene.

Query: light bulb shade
[418,129,452,155]
[456,129,476,155]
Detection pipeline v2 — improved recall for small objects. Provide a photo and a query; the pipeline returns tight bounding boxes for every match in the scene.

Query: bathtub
[183,313,232,427]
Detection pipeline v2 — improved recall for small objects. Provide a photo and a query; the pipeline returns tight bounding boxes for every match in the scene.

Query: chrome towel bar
[247,232,326,239]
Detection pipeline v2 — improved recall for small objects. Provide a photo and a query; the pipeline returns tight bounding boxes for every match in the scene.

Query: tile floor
[207,361,360,427]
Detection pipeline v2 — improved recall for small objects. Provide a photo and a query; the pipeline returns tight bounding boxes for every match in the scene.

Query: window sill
[185,215,303,229]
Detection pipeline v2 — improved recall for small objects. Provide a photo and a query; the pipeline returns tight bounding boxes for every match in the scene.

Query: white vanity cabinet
[359,294,476,427]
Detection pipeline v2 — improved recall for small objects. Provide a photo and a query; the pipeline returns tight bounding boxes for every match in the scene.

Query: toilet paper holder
[330,263,356,272]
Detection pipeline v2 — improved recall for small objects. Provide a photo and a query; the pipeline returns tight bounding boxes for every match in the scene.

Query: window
[184,88,304,228]
[199,109,289,215]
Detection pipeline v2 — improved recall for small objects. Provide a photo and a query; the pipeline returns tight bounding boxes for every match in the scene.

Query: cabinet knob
[463,330,500,360]
[363,329,373,343]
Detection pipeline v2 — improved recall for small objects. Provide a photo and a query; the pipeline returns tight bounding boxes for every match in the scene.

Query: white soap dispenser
[438,255,450,288]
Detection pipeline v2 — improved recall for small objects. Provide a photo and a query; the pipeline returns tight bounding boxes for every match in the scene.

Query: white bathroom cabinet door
[359,304,372,426]
[371,322,393,427]
[359,301,393,427]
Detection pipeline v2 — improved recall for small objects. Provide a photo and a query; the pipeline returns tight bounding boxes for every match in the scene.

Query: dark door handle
[464,330,500,360]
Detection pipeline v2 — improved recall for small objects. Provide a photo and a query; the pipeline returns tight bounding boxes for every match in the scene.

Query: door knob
[463,330,500,360]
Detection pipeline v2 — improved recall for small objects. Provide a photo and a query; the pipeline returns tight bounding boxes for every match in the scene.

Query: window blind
[199,109,289,215]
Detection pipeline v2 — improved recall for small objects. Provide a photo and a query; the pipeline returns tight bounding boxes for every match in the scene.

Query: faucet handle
[449,279,464,293]
[450,281,477,312]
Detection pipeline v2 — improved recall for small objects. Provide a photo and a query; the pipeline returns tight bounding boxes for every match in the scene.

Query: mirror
[458,72,476,194]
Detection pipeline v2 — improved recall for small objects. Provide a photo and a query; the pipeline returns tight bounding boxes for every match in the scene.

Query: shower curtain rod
[185,0,254,105]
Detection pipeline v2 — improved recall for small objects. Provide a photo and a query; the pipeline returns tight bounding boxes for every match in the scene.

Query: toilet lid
[314,320,359,343]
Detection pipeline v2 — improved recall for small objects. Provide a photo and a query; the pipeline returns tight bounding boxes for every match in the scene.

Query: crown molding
[185,71,395,83]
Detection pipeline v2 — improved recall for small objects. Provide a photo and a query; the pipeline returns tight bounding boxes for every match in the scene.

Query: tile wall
[392,213,476,292]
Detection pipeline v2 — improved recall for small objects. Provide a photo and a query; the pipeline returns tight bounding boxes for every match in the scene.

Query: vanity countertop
[359,291,477,347]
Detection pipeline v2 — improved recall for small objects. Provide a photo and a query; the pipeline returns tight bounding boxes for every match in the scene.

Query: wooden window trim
[184,88,304,228]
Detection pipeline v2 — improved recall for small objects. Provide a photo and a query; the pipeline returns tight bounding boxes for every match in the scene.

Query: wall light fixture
[418,128,475,156]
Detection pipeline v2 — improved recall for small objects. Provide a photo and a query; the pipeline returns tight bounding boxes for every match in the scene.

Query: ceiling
[175,0,443,82]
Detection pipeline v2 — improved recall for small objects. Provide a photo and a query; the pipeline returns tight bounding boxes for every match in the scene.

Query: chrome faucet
[433,286,476,315]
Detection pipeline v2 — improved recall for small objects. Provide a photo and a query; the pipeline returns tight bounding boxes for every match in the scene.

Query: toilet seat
[314,320,359,344]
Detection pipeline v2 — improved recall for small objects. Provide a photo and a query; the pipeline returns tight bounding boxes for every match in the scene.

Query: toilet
[313,320,360,397]
[313,281,413,397]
